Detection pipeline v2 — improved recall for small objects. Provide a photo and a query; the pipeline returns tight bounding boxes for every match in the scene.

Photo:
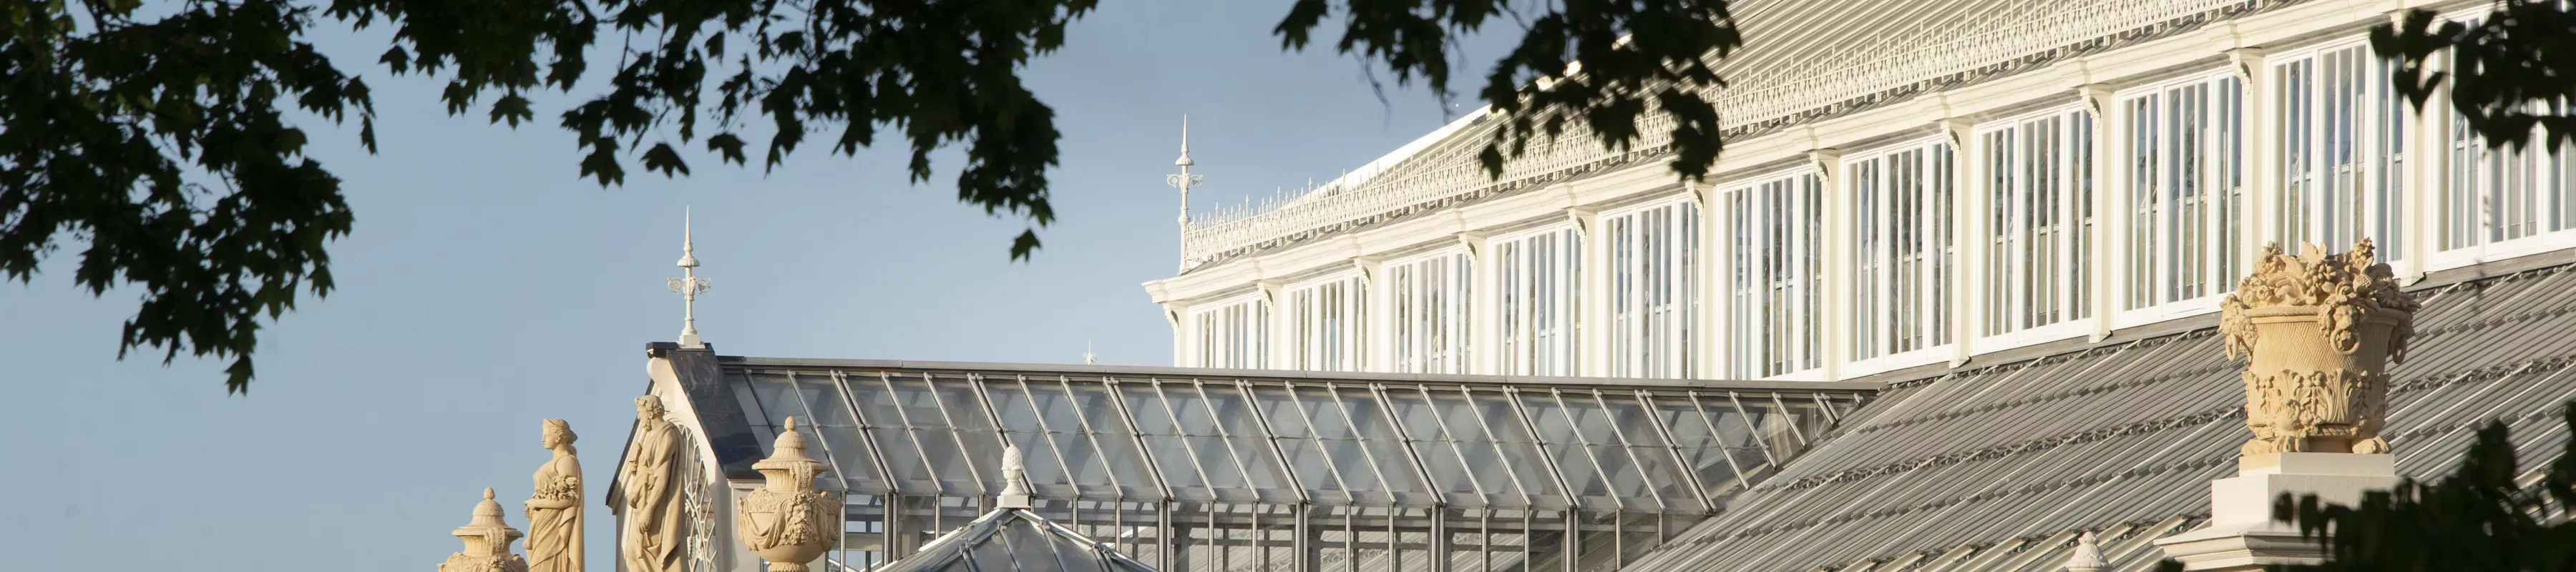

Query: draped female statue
[524,419,583,572]
[619,395,690,572]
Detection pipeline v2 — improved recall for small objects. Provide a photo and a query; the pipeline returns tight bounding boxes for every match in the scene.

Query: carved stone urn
[2219,240,2419,456]
[440,488,532,572]
[737,417,840,572]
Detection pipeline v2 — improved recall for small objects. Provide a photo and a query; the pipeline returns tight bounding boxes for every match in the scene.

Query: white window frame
[2273,39,2415,275]
[1840,137,1957,377]
[1601,199,1699,379]
[1284,272,1367,372]
[1189,292,1268,369]
[2114,70,2245,326]
[2424,26,2576,272]
[1973,104,2095,352]
[1385,248,1472,374]
[1727,169,1824,381]
[1491,224,1581,377]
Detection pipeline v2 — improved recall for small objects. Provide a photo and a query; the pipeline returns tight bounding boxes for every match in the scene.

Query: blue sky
[0,2,1508,570]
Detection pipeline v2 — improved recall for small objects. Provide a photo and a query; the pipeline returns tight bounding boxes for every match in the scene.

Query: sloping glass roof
[653,359,1874,571]
[871,508,1161,572]
[716,364,1870,513]
[1624,263,2576,572]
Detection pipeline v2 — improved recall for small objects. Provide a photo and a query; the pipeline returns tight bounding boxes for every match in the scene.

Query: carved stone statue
[441,488,531,572]
[524,419,583,572]
[738,417,841,572]
[618,395,690,572]
[2219,240,2419,456]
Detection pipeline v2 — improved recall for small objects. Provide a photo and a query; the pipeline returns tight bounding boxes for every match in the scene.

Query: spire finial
[1165,116,1206,272]
[1083,340,1098,365]
[666,208,713,348]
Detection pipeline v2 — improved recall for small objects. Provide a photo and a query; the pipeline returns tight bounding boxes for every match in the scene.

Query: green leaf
[707,132,747,165]
[641,142,691,177]
[489,94,534,127]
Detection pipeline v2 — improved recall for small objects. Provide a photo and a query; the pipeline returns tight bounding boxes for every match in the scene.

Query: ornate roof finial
[998,443,1032,509]
[2063,531,2107,572]
[1166,116,1206,272]
[666,208,713,348]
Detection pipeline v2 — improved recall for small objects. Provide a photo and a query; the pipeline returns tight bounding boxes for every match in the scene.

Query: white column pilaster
[1691,182,1722,380]
[1459,231,1495,375]
[1257,280,1286,370]
[2080,83,2119,341]
[2232,46,2272,270]
[1812,149,1848,380]
[1941,117,1979,367]
[1163,301,1194,367]
[2404,25,2444,283]
[1352,257,1387,373]
[1569,207,1606,377]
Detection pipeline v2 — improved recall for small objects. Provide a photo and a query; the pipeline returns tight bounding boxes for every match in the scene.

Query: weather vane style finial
[667,208,712,348]
[1166,116,1205,272]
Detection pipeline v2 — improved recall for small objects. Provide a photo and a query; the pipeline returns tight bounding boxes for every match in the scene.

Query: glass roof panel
[985,381,1048,432]
[712,363,1866,516]
[874,508,1163,572]
[786,373,882,490]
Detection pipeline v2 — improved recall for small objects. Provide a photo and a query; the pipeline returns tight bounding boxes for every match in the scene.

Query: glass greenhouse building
[641,347,1870,572]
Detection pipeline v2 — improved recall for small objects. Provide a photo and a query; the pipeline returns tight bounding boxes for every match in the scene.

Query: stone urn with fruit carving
[2219,240,2419,456]
[736,417,841,572]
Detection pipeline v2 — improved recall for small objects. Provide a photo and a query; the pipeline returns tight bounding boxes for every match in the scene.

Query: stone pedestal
[2155,453,2400,571]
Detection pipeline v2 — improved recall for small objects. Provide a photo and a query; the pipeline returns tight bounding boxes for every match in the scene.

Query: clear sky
[0,2,1509,570]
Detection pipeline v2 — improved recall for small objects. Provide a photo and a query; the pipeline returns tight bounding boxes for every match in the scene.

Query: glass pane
[748,374,814,422]
[1599,394,1667,448]
[1249,385,1312,438]
[1185,435,1249,489]
[1652,397,1719,449]
[1320,438,1387,493]
[1030,380,1090,433]
[986,381,1047,432]
[1298,386,1355,439]
[1120,385,1179,435]
[1199,385,1274,438]
[1586,444,1652,498]
[1162,385,1223,435]
[1449,439,1531,500]
[1142,435,1208,490]
[1411,440,1481,495]
[1004,519,1063,572]
[869,426,935,488]
[1229,435,1294,491]
[930,378,1000,432]
[1384,388,1451,440]
[1277,439,1345,493]
[792,375,880,487]
[1045,433,1103,489]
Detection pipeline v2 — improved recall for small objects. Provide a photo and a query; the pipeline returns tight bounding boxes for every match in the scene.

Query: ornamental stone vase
[737,417,840,572]
[441,488,532,572]
[2219,240,2419,456]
